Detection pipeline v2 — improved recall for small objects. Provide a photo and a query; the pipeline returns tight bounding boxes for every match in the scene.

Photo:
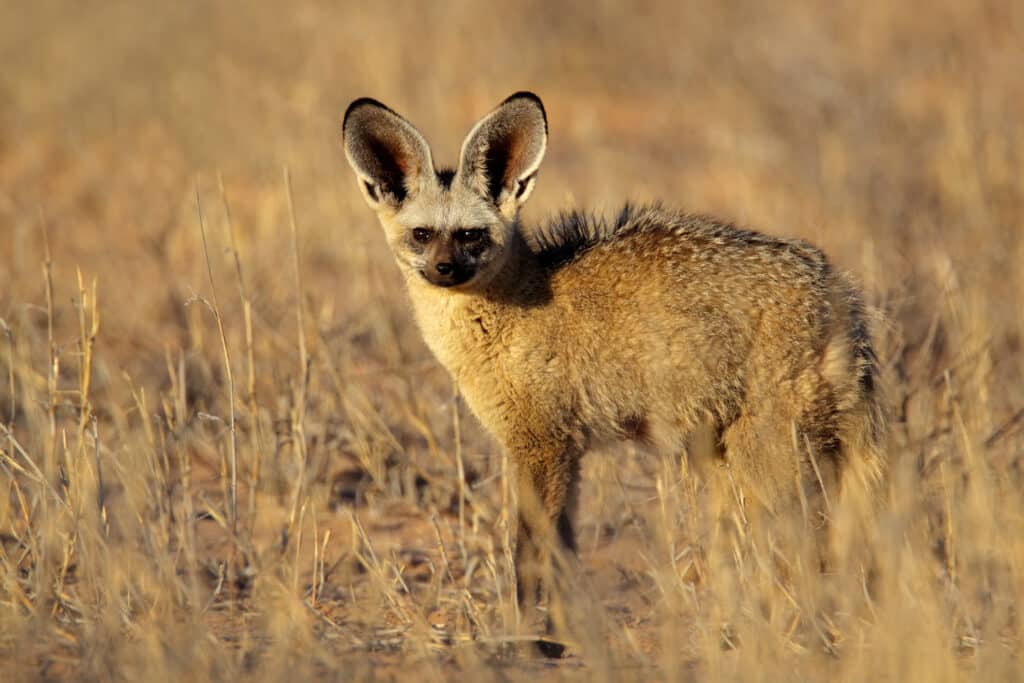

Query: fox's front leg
[510,442,582,657]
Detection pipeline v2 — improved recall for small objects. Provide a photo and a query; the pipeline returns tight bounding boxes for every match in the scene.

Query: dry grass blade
[195,186,240,549]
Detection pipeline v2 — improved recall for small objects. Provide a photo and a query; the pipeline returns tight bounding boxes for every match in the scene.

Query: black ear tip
[503,90,542,104]
[502,91,546,120]
[343,97,392,131]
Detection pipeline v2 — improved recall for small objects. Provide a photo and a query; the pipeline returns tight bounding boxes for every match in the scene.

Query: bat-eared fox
[342,92,885,657]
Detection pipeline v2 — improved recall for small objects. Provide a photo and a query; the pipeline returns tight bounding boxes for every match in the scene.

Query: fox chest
[415,308,566,436]
[425,317,524,400]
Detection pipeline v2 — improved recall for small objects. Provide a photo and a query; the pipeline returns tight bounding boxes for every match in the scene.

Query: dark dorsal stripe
[531,203,829,273]
[533,204,641,268]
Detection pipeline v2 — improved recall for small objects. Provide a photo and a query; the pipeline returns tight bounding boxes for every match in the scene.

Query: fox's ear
[343,98,434,212]
[457,92,547,219]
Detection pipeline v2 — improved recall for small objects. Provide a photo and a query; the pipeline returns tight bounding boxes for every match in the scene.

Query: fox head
[342,92,547,290]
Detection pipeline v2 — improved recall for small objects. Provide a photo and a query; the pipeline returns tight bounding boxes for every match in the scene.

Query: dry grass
[2,1,1023,680]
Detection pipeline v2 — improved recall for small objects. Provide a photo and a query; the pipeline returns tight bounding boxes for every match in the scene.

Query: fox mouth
[419,268,475,288]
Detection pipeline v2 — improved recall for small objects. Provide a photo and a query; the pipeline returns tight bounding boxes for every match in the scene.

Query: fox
[341,91,885,656]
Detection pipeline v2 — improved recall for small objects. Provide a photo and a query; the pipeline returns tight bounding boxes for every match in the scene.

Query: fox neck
[404,228,544,375]
[476,229,543,299]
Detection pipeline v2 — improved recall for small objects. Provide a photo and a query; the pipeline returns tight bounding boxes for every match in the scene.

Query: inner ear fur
[457,92,548,214]
[343,98,434,209]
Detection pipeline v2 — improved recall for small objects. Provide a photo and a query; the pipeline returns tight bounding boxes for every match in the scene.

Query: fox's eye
[454,228,487,243]
[412,227,434,243]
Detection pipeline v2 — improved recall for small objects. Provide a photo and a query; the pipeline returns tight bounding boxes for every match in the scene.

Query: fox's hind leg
[717,403,841,570]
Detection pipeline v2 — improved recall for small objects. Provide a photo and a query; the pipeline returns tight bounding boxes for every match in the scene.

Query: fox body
[342,92,885,655]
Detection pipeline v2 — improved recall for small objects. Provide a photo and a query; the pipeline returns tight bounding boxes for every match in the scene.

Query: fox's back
[537,205,832,329]
[509,206,844,436]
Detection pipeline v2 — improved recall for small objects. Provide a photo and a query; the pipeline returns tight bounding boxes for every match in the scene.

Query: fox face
[384,177,510,288]
[403,222,493,288]
[342,93,547,291]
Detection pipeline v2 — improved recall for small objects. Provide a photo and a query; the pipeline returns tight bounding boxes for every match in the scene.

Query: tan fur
[342,93,886,656]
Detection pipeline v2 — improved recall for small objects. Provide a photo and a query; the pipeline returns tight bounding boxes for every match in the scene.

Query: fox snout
[413,227,491,288]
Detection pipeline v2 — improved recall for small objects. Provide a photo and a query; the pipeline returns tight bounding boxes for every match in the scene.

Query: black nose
[435,262,454,276]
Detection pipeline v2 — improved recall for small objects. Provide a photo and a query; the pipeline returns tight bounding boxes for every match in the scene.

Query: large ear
[342,98,434,212]
[457,92,547,218]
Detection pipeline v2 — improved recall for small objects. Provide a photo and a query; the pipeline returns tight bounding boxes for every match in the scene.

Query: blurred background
[1,1,1023,679]
[2,1,1022,374]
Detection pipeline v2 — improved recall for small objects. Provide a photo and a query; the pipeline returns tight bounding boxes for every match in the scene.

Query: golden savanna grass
[2,1,1023,680]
